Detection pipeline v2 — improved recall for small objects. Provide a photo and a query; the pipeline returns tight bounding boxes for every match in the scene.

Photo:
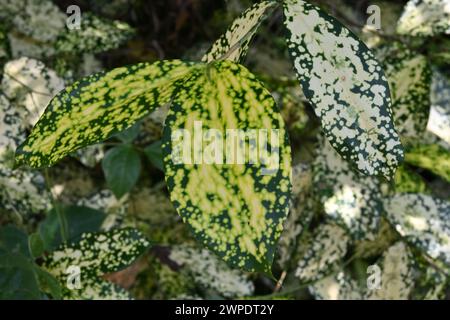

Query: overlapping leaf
[202,1,276,63]
[295,223,349,283]
[162,60,291,273]
[366,242,414,300]
[397,0,450,36]
[394,165,427,193]
[309,271,362,300]
[15,60,197,168]
[313,137,384,240]
[283,0,403,177]
[43,228,150,299]
[427,70,450,145]
[405,143,450,182]
[384,194,450,265]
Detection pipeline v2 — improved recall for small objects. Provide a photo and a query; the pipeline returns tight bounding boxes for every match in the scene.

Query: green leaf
[295,223,349,283]
[162,60,292,273]
[394,165,427,193]
[28,233,44,259]
[366,242,414,300]
[63,279,131,300]
[313,137,384,240]
[144,140,164,171]
[34,266,62,300]
[384,194,450,265]
[202,1,276,63]
[102,145,141,199]
[39,205,106,251]
[0,225,30,257]
[115,122,141,143]
[15,60,198,168]
[43,228,151,282]
[55,13,134,54]
[378,45,431,139]
[405,143,450,182]
[397,0,450,37]
[283,0,403,178]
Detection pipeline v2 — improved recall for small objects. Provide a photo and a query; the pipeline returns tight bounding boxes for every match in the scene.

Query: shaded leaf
[28,232,44,259]
[162,60,291,273]
[283,0,403,178]
[144,140,164,171]
[309,271,362,300]
[394,165,427,193]
[405,143,450,182]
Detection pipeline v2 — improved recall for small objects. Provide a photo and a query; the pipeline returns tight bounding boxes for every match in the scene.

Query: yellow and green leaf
[162,60,292,273]
[283,0,403,178]
[405,143,450,182]
[15,60,198,168]
[202,1,277,63]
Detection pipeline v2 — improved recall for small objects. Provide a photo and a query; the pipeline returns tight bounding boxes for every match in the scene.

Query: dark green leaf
[144,140,164,171]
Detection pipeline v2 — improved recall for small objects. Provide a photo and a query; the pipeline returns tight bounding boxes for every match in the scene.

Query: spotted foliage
[384,194,450,265]
[55,13,135,54]
[163,60,291,273]
[42,228,150,299]
[405,143,450,182]
[313,138,384,240]
[15,60,197,168]
[295,224,350,283]
[397,0,450,36]
[427,70,450,145]
[202,1,276,63]
[309,271,362,300]
[366,242,415,300]
[283,0,403,178]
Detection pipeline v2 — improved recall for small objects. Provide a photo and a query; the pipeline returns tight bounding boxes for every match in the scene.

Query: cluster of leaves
[1,0,450,300]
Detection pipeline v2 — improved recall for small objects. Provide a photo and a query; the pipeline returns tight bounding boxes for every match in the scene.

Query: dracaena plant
[14,0,402,275]
[1,0,449,300]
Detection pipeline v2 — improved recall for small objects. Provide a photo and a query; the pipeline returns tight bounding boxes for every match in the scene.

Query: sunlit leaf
[394,164,427,193]
[309,271,362,300]
[384,194,450,265]
[397,0,450,36]
[283,0,403,178]
[405,143,450,182]
[15,60,198,168]
[163,60,291,273]
[202,1,276,63]
[427,70,450,145]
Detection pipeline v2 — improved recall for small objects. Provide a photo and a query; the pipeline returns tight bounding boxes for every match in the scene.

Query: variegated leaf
[405,143,450,182]
[313,137,384,240]
[295,223,349,283]
[55,13,134,54]
[309,271,363,300]
[379,46,431,139]
[283,0,403,178]
[354,218,398,258]
[15,60,198,168]
[384,194,450,265]
[394,165,427,193]
[366,242,414,300]
[397,0,450,36]
[63,279,131,300]
[162,60,291,273]
[169,246,254,298]
[427,70,450,145]
[202,1,276,63]
[43,228,150,281]
[0,93,25,163]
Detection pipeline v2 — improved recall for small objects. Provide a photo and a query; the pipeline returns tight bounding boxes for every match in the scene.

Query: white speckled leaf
[309,271,363,300]
[295,223,350,283]
[202,1,276,63]
[163,60,292,274]
[366,242,414,300]
[397,0,450,36]
[169,246,254,298]
[379,46,431,139]
[384,194,450,265]
[283,0,403,178]
[0,94,25,163]
[427,70,450,145]
[313,137,384,240]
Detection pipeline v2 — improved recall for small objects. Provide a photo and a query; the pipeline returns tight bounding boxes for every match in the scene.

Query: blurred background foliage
[0,0,449,299]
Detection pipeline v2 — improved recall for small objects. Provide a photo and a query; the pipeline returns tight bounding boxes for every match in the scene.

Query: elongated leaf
[405,143,450,182]
[43,228,150,280]
[366,242,414,300]
[427,70,450,145]
[295,223,349,283]
[397,0,450,36]
[15,60,197,168]
[283,0,403,178]
[309,271,362,300]
[313,137,384,240]
[202,1,276,63]
[162,60,291,273]
[384,194,450,265]
[379,46,431,138]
